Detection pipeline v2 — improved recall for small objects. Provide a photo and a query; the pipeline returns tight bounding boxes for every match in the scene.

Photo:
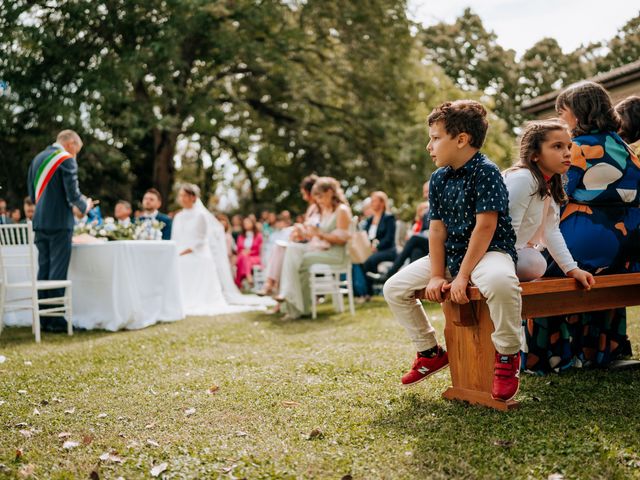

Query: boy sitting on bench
[383,100,522,401]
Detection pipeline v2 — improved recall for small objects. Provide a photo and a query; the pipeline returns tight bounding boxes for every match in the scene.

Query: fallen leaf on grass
[97,413,108,419]
[19,430,32,438]
[18,464,35,478]
[282,401,301,408]
[58,432,72,439]
[493,439,514,448]
[99,451,124,464]
[63,440,80,449]
[184,407,196,416]
[146,439,160,447]
[82,434,94,445]
[150,462,168,477]
[145,423,156,429]
[15,449,23,460]
[221,464,238,474]
[307,428,323,440]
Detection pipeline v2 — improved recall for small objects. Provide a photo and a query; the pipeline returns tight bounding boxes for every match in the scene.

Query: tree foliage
[421,9,640,131]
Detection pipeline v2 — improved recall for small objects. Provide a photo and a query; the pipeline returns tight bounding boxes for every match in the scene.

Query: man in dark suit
[138,188,172,240]
[27,130,93,332]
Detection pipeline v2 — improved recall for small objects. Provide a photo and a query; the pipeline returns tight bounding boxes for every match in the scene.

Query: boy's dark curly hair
[427,100,488,149]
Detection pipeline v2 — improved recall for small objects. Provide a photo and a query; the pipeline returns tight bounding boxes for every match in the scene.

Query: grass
[1,299,640,479]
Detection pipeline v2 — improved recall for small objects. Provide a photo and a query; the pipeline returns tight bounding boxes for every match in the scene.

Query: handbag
[348,230,373,263]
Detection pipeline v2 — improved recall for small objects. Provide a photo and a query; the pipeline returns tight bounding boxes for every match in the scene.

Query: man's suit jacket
[139,212,173,240]
[363,213,397,251]
[27,144,87,231]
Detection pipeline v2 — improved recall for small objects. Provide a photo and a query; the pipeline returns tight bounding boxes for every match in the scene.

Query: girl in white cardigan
[504,120,595,288]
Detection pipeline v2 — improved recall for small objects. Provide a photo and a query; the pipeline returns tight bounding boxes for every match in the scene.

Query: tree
[598,13,640,71]
[420,8,520,130]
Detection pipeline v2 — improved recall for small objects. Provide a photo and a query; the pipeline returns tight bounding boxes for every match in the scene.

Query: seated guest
[114,200,133,226]
[279,209,293,227]
[259,174,319,296]
[235,217,263,288]
[362,191,396,296]
[277,177,352,319]
[9,208,21,224]
[139,188,172,240]
[216,213,236,263]
[230,214,243,242]
[0,198,8,224]
[23,197,35,222]
[72,204,102,226]
[375,180,431,282]
[616,95,640,146]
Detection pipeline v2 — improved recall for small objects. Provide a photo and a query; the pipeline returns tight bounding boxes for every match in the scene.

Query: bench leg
[442,299,519,411]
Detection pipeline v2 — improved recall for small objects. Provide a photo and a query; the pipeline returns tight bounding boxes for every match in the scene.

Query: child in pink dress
[235,217,263,288]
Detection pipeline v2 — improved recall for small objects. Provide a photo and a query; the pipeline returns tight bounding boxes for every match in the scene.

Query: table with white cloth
[2,240,185,331]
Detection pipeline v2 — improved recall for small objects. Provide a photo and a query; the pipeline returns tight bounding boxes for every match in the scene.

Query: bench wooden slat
[416,273,640,302]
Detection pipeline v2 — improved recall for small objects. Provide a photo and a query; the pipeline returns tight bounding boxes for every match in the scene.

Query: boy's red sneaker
[492,352,520,401]
[401,348,449,386]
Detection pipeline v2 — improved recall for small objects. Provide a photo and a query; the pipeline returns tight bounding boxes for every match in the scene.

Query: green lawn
[1,299,639,479]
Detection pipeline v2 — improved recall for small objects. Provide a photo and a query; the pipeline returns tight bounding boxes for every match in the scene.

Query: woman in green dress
[278,177,352,319]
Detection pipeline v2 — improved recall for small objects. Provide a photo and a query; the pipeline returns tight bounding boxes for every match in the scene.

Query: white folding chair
[252,265,266,293]
[0,222,73,342]
[308,217,357,319]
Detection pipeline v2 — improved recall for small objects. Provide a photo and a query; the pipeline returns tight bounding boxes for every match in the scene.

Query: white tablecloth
[3,241,185,331]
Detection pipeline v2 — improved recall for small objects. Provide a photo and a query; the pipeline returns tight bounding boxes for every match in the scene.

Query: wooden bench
[416,273,640,411]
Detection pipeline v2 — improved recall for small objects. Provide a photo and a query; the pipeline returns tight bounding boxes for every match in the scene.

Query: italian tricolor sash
[33,148,73,204]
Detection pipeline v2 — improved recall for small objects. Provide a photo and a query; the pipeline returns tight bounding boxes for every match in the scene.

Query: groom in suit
[27,130,93,332]
[139,188,172,240]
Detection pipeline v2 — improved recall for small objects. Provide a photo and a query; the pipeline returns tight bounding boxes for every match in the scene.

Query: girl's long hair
[555,81,620,137]
[506,119,569,205]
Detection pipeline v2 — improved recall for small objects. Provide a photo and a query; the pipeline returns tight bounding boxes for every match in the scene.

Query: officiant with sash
[27,129,93,332]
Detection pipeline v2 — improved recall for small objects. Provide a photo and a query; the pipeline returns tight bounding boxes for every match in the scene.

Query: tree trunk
[153,128,178,210]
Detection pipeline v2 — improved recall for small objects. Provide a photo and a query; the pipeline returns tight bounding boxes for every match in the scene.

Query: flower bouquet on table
[133,218,165,241]
[73,217,165,242]
[74,217,135,241]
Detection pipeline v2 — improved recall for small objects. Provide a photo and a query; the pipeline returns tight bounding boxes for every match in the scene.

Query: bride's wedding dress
[172,201,274,316]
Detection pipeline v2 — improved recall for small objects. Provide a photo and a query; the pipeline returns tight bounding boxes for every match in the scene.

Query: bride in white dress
[172,184,274,316]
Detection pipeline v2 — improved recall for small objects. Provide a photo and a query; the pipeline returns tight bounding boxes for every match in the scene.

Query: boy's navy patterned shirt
[428,152,517,276]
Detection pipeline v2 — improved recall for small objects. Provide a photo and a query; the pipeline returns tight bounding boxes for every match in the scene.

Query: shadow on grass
[371,368,640,478]
[252,300,386,335]
[0,325,119,348]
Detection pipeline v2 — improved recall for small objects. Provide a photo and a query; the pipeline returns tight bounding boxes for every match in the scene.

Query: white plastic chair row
[0,222,73,342]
